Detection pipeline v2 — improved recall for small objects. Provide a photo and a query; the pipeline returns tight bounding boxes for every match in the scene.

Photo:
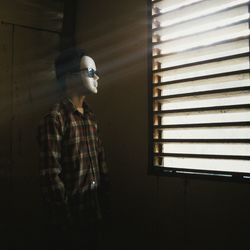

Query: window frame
[147,0,250,182]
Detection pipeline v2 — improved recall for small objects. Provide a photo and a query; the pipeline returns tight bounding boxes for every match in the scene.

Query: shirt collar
[61,96,92,115]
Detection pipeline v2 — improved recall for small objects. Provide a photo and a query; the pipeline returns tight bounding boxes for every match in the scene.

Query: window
[149,0,250,180]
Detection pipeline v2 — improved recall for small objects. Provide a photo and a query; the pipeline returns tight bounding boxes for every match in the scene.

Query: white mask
[79,56,99,95]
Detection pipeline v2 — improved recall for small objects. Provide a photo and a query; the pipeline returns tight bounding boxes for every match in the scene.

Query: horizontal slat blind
[151,0,250,176]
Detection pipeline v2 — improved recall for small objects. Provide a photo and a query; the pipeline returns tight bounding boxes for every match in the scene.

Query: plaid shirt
[37,97,109,223]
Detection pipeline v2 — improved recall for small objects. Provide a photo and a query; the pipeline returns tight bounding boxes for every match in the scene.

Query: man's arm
[37,113,70,224]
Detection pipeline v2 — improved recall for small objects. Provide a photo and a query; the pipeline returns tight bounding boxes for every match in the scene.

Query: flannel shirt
[37,97,109,224]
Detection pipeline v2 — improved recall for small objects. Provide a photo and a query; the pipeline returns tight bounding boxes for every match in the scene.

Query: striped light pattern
[151,0,250,176]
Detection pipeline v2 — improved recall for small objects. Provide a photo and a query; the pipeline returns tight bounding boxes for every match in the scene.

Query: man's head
[55,48,99,95]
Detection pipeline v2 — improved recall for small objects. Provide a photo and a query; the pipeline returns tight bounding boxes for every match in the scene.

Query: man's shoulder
[46,101,64,118]
[39,99,67,126]
[37,101,66,143]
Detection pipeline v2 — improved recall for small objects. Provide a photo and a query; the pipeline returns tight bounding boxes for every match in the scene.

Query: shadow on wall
[0,23,61,249]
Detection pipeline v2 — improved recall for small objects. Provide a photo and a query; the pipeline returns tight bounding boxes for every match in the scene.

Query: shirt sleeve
[37,113,68,208]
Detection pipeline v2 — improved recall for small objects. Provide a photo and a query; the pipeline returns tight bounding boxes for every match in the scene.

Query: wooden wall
[0,1,63,249]
[75,1,250,250]
[0,0,63,32]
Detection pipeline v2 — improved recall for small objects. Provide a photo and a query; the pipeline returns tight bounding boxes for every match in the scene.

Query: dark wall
[75,1,250,250]
[0,1,63,249]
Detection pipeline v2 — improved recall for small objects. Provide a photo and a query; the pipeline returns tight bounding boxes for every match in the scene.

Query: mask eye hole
[87,68,95,77]
[87,68,99,78]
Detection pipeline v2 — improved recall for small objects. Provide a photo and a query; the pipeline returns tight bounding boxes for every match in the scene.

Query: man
[37,48,110,250]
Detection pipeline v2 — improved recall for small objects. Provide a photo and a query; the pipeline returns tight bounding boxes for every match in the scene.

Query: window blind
[150,0,250,178]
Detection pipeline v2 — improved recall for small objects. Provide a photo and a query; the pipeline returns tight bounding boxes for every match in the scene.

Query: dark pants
[42,214,100,250]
